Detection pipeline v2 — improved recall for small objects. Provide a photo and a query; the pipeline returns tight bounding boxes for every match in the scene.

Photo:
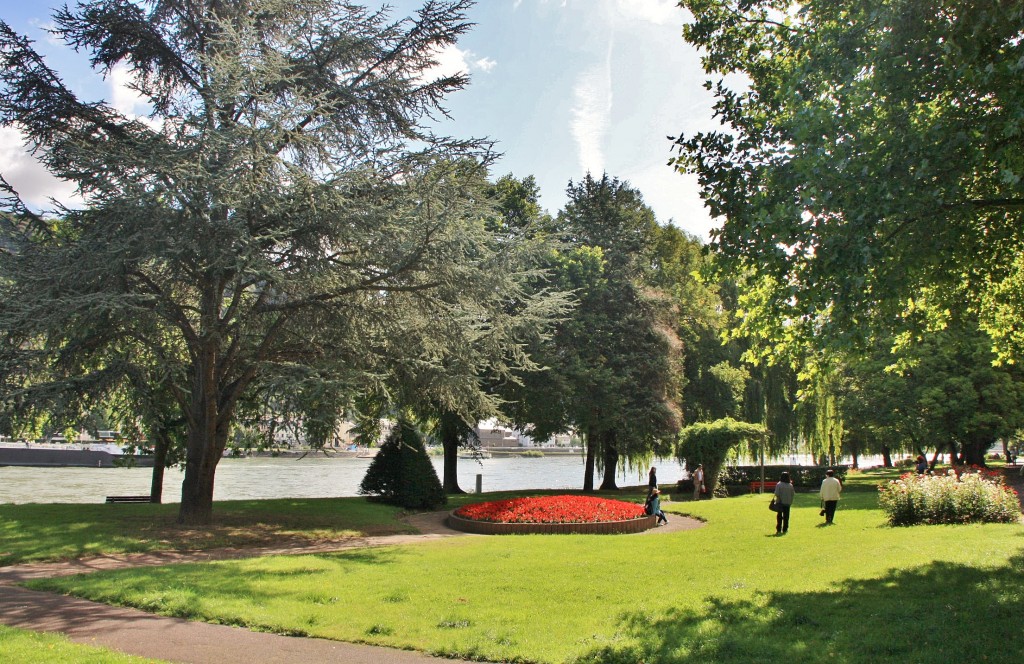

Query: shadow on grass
[29,546,408,619]
[572,552,1024,664]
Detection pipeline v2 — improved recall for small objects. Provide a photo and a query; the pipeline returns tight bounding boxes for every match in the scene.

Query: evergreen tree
[0,1,532,524]
[359,419,446,510]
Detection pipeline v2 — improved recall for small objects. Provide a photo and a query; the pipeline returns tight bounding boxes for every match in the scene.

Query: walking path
[0,510,704,663]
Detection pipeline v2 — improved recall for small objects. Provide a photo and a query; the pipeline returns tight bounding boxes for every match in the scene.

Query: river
[0,455,693,504]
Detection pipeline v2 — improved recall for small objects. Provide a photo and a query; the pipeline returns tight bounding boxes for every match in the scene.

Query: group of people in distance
[642,464,844,534]
[771,468,843,535]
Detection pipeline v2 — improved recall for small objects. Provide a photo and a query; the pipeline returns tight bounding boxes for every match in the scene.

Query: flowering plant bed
[878,468,1021,526]
[448,495,656,535]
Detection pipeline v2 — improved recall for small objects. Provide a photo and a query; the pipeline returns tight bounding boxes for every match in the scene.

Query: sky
[0,0,722,240]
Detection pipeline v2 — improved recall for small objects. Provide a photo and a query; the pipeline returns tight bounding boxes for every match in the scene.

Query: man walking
[819,469,842,525]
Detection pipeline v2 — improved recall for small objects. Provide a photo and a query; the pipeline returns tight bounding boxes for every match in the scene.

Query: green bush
[359,420,447,510]
[713,465,849,489]
[877,469,1021,526]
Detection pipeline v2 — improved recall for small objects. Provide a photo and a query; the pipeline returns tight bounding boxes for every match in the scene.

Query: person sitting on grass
[645,488,669,526]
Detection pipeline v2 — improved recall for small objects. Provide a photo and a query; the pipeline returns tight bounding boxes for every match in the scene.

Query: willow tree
[0,0,524,524]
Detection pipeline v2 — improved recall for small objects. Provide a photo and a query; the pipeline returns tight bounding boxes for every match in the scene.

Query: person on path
[819,468,842,525]
[773,472,795,534]
[648,466,658,495]
[692,464,705,501]
[646,488,669,525]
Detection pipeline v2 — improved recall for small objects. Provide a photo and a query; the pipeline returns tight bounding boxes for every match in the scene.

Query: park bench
[105,495,152,503]
[749,481,778,493]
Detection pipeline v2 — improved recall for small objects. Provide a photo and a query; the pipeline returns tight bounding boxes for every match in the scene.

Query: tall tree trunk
[149,429,170,504]
[963,438,988,467]
[583,429,595,492]
[439,412,465,494]
[442,437,464,494]
[881,445,892,468]
[178,347,232,525]
[949,440,963,466]
[599,431,618,491]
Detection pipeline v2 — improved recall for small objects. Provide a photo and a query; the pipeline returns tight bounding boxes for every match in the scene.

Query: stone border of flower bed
[446,511,658,535]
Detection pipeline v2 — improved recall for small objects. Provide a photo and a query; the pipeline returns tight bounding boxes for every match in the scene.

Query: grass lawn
[21,468,1024,663]
[0,625,169,663]
[0,497,413,565]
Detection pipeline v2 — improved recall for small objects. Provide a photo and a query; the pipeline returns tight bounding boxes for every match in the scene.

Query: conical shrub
[358,420,446,510]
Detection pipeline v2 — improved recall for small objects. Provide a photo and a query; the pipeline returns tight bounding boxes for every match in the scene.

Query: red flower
[454,495,647,524]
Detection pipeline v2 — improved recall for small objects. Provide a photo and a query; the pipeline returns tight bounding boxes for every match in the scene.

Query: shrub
[358,420,446,510]
[877,469,1021,526]
[711,465,849,489]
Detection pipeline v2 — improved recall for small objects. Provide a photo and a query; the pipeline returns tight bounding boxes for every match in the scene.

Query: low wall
[446,512,657,535]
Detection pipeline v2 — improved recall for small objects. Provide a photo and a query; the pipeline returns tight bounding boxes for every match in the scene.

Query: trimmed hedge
[678,465,849,495]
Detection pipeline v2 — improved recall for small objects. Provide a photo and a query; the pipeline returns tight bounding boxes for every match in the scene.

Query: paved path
[0,510,704,663]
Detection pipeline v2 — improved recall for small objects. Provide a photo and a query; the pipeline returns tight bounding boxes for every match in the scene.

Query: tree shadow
[571,551,1024,664]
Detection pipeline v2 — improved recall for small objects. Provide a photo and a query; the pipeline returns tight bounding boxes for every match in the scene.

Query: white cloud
[0,127,80,211]
[474,56,497,73]
[424,44,498,81]
[570,41,613,175]
[109,63,149,118]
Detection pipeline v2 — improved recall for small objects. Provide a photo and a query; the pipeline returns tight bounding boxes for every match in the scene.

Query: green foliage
[504,174,686,488]
[0,2,559,523]
[674,0,1024,361]
[837,318,1024,465]
[359,420,446,510]
[878,470,1021,526]
[714,465,848,489]
[676,417,765,495]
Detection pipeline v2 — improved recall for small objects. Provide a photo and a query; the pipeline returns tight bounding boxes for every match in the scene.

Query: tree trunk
[583,429,595,492]
[442,437,464,494]
[948,440,963,466]
[962,438,988,467]
[598,431,618,491]
[149,429,170,504]
[177,346,232,525]
[881,445,892,468]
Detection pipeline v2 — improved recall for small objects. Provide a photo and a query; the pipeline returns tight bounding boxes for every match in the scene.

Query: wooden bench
[105,495,152,503]
[749,481,778,493]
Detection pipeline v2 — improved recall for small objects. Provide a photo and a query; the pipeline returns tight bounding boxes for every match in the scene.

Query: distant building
[473,419,576,448]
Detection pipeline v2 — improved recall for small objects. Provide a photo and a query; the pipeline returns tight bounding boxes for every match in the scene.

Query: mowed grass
[26,469,1024,663]
[0,625,169,663]
[0,497,413,565]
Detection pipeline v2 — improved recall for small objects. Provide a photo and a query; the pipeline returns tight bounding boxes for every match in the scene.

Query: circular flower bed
[447,495,656,535]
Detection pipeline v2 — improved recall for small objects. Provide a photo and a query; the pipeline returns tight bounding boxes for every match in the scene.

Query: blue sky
[0,0,720,239]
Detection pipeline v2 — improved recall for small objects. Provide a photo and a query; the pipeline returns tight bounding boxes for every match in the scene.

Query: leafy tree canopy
[673,0,1024,361]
